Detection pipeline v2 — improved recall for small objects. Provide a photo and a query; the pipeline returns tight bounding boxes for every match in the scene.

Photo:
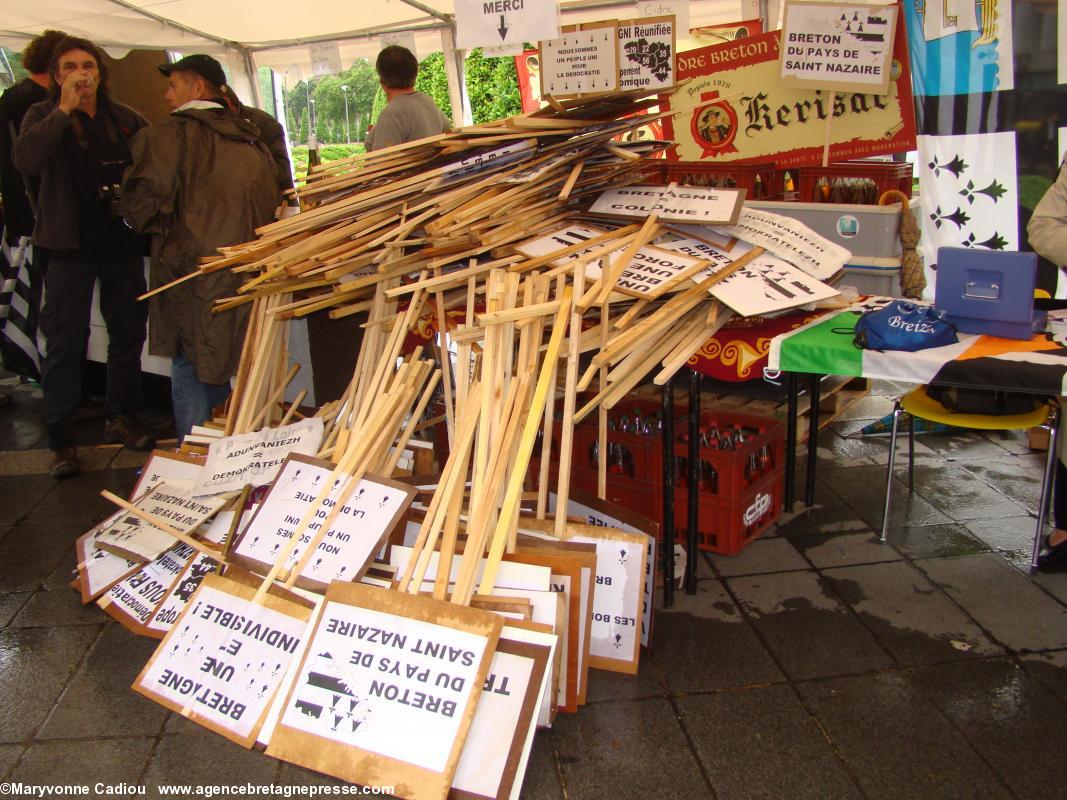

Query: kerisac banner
[661,11,915,167]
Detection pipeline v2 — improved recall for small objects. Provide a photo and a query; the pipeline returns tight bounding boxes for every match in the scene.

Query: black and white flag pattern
[917,132,1019,297]
[0,233,43,380]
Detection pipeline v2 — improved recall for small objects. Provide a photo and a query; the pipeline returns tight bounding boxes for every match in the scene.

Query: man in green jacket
[122,54,280,442]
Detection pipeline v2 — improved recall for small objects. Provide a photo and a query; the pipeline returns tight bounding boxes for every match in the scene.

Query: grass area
[291,143,366,184]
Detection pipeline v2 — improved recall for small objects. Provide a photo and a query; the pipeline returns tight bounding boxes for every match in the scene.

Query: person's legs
[40,256,96,450]
[170,349,231,443]
[97,254,147,417]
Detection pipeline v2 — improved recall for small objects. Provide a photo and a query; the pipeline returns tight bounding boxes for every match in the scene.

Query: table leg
[661,379,674,608]
[805,373,821,507]
[785,372,798,511]
[686,369,700,595]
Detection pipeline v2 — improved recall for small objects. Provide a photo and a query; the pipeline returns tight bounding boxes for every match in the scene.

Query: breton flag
[0,233,43,381]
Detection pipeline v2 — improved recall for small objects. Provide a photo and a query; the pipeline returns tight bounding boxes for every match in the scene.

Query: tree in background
[415,52,452,121]
[297,107,309,145]
[464,48,521,124]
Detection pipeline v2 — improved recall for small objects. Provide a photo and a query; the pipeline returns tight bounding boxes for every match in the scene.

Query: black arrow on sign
[497,15,509,40]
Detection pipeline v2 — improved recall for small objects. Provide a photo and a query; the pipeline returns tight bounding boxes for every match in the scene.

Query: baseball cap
[158,54,227,89]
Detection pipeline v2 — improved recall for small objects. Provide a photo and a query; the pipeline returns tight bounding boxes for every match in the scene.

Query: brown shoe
[104,414,156,451]
[49,447,80,479]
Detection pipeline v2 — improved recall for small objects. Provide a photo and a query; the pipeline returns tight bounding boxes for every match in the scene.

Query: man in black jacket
[0,29,67,406]
[13,35,155,478]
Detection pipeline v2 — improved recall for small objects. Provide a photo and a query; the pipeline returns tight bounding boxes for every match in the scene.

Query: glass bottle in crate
[588,439,599,469]
[759,444,774,473]
[701,459,718,494]
[744,452,759,486]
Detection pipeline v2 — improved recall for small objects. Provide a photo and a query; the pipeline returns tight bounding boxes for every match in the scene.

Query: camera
[97,183,126,222]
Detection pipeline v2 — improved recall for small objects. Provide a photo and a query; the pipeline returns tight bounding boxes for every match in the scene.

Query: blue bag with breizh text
[852,300,958,352]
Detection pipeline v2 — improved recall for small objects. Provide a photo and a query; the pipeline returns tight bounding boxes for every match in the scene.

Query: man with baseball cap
[122,54,281,442]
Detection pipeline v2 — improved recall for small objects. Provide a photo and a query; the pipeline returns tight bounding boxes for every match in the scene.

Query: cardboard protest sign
[780,1,897,94]
[662,23,916,167]
[451,639,550,800]
[561,487,658,650]
[144,507,250,638]
[94,482,227,562]
[429,140,537,190]
[588,185,745,225]
[617,16,675,92]
[98,541,199,636]
[499,623,557,730]
[660,236,839,316]
[193,417,324,496]
[133,573,313,747]
[75,451,203,603]
[540,23,619,98]
[267,583,502,799]
[231,455,415,592]
[519,516,646,675]
[706,207,852,280]
[506,545,594,710]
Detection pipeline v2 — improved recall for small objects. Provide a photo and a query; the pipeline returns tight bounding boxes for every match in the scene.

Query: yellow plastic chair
[881,386,1059,569]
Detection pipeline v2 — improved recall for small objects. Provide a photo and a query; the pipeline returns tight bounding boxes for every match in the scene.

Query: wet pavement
[3,374,1067,799]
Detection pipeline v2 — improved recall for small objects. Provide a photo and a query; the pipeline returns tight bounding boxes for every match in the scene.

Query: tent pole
[440,24,472,128]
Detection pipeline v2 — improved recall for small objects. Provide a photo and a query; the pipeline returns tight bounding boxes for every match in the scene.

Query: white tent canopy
[1,0,761,120]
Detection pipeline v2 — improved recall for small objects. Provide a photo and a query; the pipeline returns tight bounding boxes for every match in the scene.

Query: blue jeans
[170,350,231,443]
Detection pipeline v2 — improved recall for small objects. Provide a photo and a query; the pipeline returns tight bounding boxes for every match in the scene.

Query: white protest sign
[637,0,688,33]
[309,41,343,76]
[454,0,560,50]
[709,207,853,281]
[193,417,324,496]
[98,541,198,635]
[541,25,618,97]
[503,147,580,184]
[452,640,550,800]
[146,550,223,636]
[144,508,249,637]
[559,489,657,650]
[501,624,557,730]
[429,139,537,190]
[134,574,312,746]
[267,584,502,795]
[588,184,745,225]
[618,16,676,92]
[231,455,415,592]
[76,452,204,603]
[379,30,418,57]
[780,1,897,94]
[94,483,226,562]
[661,236,839,316]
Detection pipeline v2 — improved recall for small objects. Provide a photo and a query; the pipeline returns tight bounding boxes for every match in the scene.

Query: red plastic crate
[665,161,777,200]
[672,467,783,554]
[540,401,784,555]
[796,160,913,205]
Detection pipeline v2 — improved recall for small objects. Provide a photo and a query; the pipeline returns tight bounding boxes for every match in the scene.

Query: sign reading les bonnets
[230,454,415,592]
[588,184,745,225]
[617,16,675,92]
[662,10,916,167]
[454,0,560,50]
[780,1,898,94]
[540,24,619,97]
[267,583,502,798]
[133,574,312,747]
[193,417,323,497]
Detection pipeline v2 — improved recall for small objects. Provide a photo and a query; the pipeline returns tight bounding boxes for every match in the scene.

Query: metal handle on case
[964,281,999,300]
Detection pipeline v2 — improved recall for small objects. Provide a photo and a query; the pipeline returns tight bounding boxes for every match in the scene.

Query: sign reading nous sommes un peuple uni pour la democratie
[660,10,915,167]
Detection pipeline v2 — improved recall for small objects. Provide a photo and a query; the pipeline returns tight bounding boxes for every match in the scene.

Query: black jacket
[0,78,48,243]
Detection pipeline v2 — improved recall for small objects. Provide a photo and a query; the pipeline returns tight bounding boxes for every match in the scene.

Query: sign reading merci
[454,0,560,50]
